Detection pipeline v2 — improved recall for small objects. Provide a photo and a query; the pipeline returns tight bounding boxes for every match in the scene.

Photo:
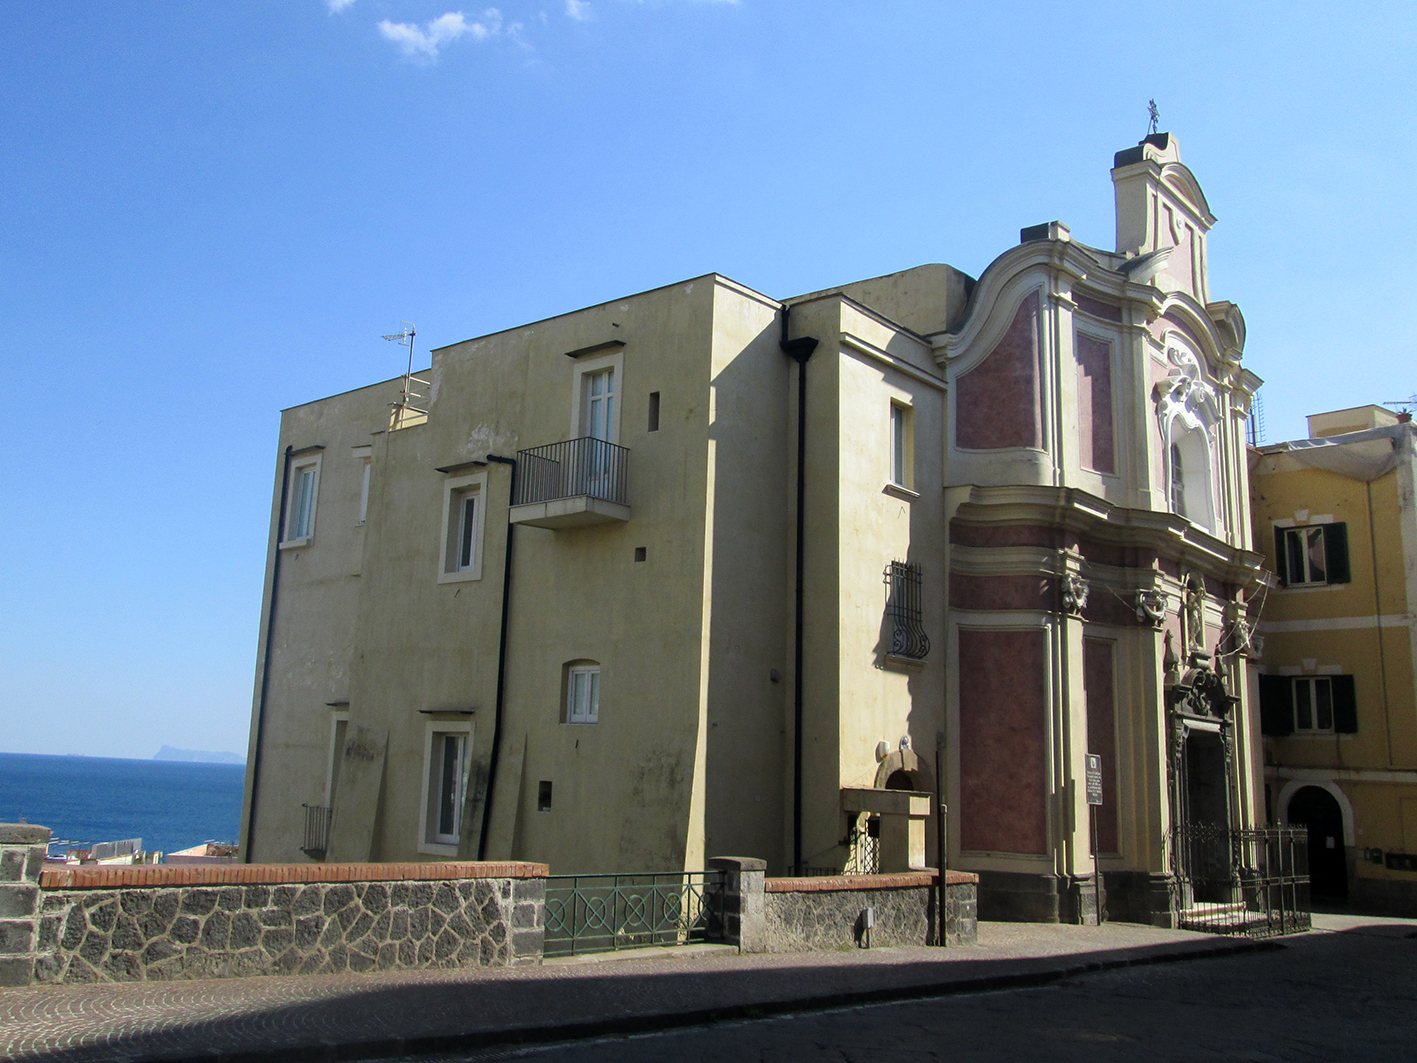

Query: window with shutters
[1273,522,1351,587]
[1259,674,1357,736]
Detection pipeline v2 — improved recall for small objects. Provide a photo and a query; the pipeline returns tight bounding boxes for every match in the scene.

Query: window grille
[885,560,929,660]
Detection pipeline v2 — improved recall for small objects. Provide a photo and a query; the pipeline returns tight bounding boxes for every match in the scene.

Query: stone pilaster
[0,824,50,987]
[708,856,766,953]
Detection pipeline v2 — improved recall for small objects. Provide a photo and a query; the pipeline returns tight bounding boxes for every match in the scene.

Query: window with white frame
[282,454,321,545]
[438,471,487,583]
[582,367,615,442]
[420,721,472,853]
[566,662,600,725]
[356,449,372,524]
[890,401,913,489]
[1293,677,1335,733]
[1275,523,1351,587]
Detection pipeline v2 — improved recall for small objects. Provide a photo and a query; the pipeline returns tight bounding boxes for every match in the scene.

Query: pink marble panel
[1074,333,1115,474]
[1074,293,1123,322]
[956,294,1042,450]
[950,573,1053,612]
[958,629,1048,855]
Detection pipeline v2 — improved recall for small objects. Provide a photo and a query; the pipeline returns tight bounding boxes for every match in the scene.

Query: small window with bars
[884,560,929,660]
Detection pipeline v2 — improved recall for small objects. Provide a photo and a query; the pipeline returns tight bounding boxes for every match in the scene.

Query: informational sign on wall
[1085,754,1103,806]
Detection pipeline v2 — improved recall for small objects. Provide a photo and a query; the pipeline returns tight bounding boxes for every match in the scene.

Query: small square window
[634,547,647,562]
[566,664,600,725]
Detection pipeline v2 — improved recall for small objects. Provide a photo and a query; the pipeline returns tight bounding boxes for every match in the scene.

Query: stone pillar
[509,875,546,965]
[0,824,50,987]
[708,856,766,953]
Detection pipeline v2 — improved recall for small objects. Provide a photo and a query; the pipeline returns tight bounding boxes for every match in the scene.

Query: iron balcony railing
[301,804,333,859]
[543,871,722,957]
[513,437,629,508]
[1170,825,1310,938]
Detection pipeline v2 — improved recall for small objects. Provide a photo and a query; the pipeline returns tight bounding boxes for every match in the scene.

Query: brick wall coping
[39,861,549,890]
[766,870,979,893]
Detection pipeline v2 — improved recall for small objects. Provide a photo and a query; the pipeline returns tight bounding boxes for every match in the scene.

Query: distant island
[153,746,245,765]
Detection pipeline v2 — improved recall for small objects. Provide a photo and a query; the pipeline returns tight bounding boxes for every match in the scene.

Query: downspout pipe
[780,307,818,873]
[243,445,293,862]
[479,453,518,860]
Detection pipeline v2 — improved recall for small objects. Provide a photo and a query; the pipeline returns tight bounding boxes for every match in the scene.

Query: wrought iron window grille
[301,804,333,859]
[885,560,929,660]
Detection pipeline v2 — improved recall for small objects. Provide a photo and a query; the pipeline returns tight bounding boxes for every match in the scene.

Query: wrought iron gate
[1171,826,1310,938]
[543,871,723,957]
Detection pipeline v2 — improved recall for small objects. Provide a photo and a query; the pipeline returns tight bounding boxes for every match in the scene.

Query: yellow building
[1251,406,1417,912]
[242,133,1272,926]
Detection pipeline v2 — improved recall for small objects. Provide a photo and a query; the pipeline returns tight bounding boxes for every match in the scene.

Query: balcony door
[581,367,616,497]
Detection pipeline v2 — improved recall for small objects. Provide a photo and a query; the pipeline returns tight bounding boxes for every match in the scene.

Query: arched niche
[1157,335,1221,533]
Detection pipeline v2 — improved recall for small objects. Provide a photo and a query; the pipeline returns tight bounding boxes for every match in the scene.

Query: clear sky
[2,1,1412,759]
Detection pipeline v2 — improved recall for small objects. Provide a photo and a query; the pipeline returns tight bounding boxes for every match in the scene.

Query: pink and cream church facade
[242,132,1266,927]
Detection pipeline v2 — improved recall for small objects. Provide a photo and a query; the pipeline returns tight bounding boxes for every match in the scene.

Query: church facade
[240,133,1266,925]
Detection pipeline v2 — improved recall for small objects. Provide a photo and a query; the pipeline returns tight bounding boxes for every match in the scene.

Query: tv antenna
[383,321,429,429]
[1146,100,1160,137]
[1386,393,1417,414]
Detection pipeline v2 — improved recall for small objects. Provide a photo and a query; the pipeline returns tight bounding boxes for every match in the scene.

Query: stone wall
[0,825,49,987]
[756,870,977,952]
[3,826,548,986]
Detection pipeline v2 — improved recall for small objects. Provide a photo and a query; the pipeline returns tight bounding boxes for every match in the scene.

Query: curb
[36,937,1284,1063]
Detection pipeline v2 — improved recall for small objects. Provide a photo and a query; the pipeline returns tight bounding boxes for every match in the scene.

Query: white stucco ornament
[1061,575,1089,615]
[1158,346,1220,435]
[1135,590,1168,626]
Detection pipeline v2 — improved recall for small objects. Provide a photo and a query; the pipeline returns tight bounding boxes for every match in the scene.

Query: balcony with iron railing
[510,436,630,529]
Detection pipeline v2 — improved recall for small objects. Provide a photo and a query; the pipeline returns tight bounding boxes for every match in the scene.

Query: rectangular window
[1260,674,1357,735]
[419,721,472,854]
[648,391,660,433]
[439,471,487,583]
[567,664,600,725]
[282,455,321,545]
[1274,523,1351,586]
[583,367,615,442]
[890,402,912,489]
[538,780,553,812]
[358,457,371,524]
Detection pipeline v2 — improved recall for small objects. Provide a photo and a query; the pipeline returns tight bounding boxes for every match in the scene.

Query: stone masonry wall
[762,871,978,952]
[2,826,548,987]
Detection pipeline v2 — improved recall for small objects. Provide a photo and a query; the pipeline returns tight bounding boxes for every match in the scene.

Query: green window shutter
[1273,526,1289,586]
[1259,675,1294,736]
[1324,522,1351,584]
[1332,674,1358,733]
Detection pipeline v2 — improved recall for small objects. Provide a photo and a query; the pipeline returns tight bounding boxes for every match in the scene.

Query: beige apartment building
[1251,406,1417,913]
[241,132,1268,924]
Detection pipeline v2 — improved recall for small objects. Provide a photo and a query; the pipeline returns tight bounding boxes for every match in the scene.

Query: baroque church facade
[241,132,1266,924]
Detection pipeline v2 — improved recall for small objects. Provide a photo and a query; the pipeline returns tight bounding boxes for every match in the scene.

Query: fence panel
[1171,825,1310,938]
[543,871,723,957]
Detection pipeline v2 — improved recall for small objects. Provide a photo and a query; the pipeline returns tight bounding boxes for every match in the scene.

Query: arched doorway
[1288,786,1347,900]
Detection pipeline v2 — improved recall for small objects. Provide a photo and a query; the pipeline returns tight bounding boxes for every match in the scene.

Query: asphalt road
[455,917,1417,1063]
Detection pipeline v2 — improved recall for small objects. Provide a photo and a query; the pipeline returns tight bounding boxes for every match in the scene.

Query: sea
[0,752,245,858]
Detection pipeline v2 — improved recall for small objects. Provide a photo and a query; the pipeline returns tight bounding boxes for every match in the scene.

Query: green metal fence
[543,871,723,957]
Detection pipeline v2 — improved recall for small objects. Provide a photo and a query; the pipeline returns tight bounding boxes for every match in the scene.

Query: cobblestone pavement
[446,915,1417,1063]
[0,922,1279,1062]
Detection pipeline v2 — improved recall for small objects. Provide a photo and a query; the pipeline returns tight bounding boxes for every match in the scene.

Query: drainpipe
[479,453,518,859]
[781,307,818,873]
[243,445,293,862]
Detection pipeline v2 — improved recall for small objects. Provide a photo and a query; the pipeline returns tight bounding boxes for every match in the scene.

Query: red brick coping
[39,861,549,890]
[766,870,978,893]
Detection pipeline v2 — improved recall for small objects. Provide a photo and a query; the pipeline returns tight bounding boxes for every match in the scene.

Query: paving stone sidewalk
[0,922,1275,1063]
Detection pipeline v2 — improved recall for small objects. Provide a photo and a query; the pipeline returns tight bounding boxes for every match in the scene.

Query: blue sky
[2,1,1412,759]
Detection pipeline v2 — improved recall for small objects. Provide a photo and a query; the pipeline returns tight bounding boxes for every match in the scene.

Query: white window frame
[418,719,473,856]
[438,471,487,583]
[571,349,624,445]
[281,453,322,548]
[353,445,372,525]
[324,710,349,805]
[1280,525,1329,587]
[1292,676,1335,734]
[566,663,601,725]
[889,400,913,489]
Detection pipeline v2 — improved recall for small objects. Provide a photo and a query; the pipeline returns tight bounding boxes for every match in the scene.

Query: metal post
[936,743,948,946]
